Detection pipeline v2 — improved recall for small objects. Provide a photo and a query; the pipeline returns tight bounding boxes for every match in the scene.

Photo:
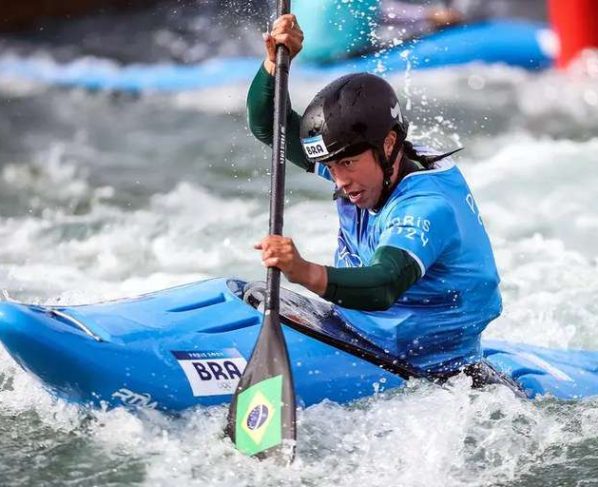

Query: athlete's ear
[384,130,397,158]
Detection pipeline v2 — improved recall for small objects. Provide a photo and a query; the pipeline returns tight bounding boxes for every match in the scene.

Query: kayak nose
[0,300,108,400]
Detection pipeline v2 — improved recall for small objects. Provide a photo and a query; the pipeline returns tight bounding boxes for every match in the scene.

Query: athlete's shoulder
[382,191,456,228]
[392,151,465,202]
[386,156,459,211]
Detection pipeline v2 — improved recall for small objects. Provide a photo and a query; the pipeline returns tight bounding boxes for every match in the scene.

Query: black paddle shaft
[266,0,291,311]
[225,1,296,461]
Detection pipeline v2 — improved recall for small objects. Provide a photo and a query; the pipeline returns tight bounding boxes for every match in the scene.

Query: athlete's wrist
[263,59,276,76]
[299,262,327,296]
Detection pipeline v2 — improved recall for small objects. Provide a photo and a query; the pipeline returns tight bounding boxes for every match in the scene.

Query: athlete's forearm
[323,246,421,311]
[246,63,311,170]
[296,261,328,296]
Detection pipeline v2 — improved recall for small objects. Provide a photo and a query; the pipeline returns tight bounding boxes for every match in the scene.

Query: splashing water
[1,4,598,486]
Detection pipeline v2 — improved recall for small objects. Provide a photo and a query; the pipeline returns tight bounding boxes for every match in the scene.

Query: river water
[1,2,598,486]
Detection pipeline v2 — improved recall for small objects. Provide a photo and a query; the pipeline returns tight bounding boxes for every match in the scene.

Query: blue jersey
[315,155,502,373]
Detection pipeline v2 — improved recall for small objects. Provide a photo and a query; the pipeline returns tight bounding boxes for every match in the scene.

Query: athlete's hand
[263,14,304,75]
[254,235,327,295]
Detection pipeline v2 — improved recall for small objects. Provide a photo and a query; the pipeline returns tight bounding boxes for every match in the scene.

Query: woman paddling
[249,14,511,386]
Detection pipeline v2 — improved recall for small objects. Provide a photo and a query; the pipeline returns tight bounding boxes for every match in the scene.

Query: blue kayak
[0,277,597,411]
[0,20,555,93]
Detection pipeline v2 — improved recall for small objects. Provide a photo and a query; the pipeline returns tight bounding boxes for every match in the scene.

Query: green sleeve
[323,246,422,311]
[246,63,312,171]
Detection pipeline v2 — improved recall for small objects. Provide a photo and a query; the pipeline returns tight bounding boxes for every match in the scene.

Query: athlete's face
[325,149,383,209]
[324,131,399,209]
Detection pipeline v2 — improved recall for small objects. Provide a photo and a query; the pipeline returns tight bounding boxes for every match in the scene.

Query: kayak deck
[0,278,597,411]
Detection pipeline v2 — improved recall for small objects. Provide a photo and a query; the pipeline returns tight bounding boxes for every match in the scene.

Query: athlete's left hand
[254,235,327,295]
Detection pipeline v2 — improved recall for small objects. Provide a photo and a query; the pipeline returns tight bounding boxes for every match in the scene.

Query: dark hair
[402,139,462,169]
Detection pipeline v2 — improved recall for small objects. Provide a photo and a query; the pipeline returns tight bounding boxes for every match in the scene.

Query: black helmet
[300,73,408,164]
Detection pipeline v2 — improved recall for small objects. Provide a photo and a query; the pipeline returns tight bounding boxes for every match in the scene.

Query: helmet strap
[373,135,404,211]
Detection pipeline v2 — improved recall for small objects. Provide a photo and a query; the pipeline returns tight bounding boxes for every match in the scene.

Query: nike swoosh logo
[390,103,401,121]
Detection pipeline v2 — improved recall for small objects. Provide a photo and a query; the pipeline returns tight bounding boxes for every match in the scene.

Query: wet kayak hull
[0,278,596,411]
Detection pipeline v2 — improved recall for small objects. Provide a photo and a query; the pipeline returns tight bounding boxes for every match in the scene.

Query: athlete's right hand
[263,14,304,75]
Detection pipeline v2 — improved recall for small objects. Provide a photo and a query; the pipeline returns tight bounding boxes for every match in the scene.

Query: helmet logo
[302,135,330,158]
[390,103,402,122]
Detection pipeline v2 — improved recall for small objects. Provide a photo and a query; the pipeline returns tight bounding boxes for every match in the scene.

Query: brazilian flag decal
[235,375,283,456]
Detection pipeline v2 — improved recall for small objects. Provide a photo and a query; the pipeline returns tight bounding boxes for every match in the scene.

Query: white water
[2,342,596,486]
[1,52,598,485]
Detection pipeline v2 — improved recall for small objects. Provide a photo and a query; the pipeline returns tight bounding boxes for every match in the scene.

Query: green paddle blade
[226,310,296,461]
[235,375,283,456]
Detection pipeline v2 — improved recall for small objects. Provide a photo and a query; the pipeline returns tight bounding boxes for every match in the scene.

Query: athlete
[249,14,506,383]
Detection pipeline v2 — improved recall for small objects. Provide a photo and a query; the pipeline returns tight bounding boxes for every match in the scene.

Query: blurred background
[0,0,268,63]
[1,1,597,486]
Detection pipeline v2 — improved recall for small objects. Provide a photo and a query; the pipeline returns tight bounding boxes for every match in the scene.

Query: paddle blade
[226,309,296,461]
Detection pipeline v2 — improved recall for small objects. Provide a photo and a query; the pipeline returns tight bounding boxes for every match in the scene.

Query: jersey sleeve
[377,195,456,276]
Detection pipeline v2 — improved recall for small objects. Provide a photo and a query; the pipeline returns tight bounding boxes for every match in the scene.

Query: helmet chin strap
[373,135,404,212]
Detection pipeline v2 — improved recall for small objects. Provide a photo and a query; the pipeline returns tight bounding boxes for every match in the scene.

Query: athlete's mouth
[347,190,364,203]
